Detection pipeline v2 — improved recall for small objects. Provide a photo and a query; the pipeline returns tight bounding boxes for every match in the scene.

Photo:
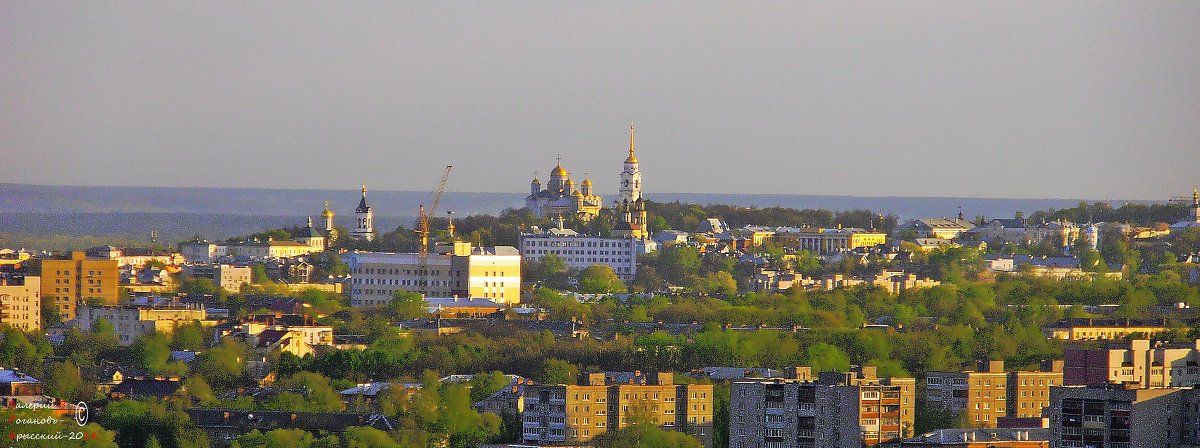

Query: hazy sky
[3,2,1199,199]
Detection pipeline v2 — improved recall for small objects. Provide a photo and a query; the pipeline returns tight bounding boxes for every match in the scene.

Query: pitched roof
[110,377,182,399]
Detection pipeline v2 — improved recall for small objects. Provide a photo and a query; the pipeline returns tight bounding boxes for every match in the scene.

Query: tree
[44,359,89,402]
[468,370,512,402]
[388,290,428,320]
[578,265,626,294]
[534,358,579,384]
[699,271,737,297]
[171,321,207,351]
[806,343,851,373]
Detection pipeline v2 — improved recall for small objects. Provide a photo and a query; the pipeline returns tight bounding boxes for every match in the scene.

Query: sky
[3,1,1199,200]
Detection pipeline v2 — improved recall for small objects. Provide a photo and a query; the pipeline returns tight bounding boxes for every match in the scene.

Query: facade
[1046,386,1186,448]
[927,361,1063,429]
[772,227,889,255]
[729,366,916,448]
[519,224,656,281]
[40,251,120,322]
[1064,339,1200,388]
[0,276,41,332]
[345,242,521,306]
[521,371,713,447]
[72,301,212,346]
[351,184,376,241]
[1041,318,1171,341]
[214,264,252,293]
[896,218,976,240]
[525,160,604,221]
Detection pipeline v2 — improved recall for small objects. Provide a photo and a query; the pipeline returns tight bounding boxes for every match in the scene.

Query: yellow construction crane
[417,165,453,296]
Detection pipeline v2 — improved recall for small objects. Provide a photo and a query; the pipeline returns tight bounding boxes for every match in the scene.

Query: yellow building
[40,251,120,322]
[1042,318,1171,341]
[0,276,42,332]
[772,227,887,255]
[522,371,714,446]
[928,361,1063,428]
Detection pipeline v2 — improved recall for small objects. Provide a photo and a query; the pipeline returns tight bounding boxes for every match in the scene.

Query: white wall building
[519,226,656,281]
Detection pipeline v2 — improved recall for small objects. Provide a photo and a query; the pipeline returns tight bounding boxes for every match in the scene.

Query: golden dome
[625,153,638,164]
[551,163,568,177]
[321,201,335,218]
[581,177,593,187]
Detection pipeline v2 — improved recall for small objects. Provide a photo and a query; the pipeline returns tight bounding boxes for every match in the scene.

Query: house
[897,218,976,240]
[109,377,185,400]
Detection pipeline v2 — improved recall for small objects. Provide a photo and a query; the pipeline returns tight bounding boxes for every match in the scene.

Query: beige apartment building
[521,371,714,447]
[927,361,1063,428]
[73,301,213,345]
[0,276,41,332]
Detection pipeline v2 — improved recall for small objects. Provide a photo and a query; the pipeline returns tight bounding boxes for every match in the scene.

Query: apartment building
[519,226,655,281]
[0,276,41,332]
[40,251,120,321]
[730,366,916,448]
[521,371,713,447]
[344,242,521,306]
[1046,386,1187,448]
[1064,339,1200,388]
[927,361,1063,428]
[72,299,213,345]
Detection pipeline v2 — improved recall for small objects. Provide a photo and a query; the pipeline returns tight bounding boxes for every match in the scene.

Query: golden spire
[625,122,638,164]
[361,183,367,196]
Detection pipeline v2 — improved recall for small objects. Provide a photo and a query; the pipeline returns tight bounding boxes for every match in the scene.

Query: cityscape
[4,2,1200,448]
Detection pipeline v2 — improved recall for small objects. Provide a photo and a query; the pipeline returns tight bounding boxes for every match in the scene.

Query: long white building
[344,242,521,307]
[518,226,656,281]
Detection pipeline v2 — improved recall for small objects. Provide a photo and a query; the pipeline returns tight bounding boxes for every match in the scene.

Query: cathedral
[525,124,644,222]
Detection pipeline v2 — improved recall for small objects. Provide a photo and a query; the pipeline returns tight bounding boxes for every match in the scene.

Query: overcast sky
[3,1,1199,199]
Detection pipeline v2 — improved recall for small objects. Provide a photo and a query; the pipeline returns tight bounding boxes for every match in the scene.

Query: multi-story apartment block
[40,251,120,321]
[1009,362,1065,419]
[927,361,1063,428]
[214,264,252,293]
[519,225,655,281]
[730,366,916,448]
[1046,385,1188,448]
[1041,318,1171,341]
[0,276,41,332]
[1064,339,1200,388]
[521,371,713,447]
[344,242,521,306]
[72,299,212,345]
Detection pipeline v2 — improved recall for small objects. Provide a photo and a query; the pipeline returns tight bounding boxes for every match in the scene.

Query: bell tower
[619,122,642,204]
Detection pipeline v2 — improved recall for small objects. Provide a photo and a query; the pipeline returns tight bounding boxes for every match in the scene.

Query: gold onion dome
[551,164,568,177]
[321,201,335,218]
[581,177,593,187]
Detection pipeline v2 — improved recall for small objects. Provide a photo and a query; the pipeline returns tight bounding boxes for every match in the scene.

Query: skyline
[4,2,1200,199]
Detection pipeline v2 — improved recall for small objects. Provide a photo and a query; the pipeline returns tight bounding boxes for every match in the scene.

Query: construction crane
[417,165,453,296]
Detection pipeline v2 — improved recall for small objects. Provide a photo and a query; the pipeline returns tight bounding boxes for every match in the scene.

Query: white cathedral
[525,124,644,221]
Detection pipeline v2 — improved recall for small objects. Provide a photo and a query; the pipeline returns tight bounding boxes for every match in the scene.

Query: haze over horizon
[4,2,1199,199]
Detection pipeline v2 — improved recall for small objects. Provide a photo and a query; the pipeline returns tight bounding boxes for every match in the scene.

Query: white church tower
[351,184,376,241]
[619,122,643,204]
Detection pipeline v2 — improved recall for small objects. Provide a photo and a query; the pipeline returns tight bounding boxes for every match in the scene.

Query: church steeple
[625,122,638,164]
[619,122,643,204]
